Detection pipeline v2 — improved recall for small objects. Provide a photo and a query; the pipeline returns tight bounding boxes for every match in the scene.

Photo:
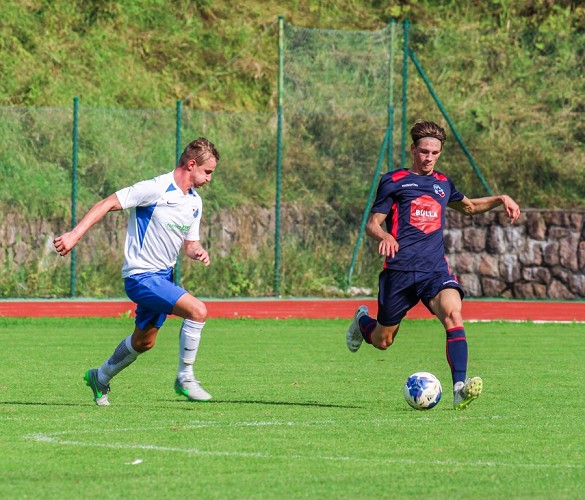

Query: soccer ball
[403,372,442,410]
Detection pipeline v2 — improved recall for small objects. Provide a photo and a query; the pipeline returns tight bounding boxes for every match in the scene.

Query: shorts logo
[410,195,441,234]
[433,184,445,198]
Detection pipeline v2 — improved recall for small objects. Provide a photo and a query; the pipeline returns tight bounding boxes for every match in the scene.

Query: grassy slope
[0,1,582,110]
[0,0,583,211]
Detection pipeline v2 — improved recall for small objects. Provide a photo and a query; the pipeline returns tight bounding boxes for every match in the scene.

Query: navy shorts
[124,268,187,330]
[377,268,464,327]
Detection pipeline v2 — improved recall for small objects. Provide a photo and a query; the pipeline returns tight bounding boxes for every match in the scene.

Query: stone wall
[203,207,585,299]
[1,208,584,299]
[444,209,584,299]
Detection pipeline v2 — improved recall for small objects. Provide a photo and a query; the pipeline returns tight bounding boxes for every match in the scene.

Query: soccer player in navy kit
[54,137,220,405]
[346,120,521,409]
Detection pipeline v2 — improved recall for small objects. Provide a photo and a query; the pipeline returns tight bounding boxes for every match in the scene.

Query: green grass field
[1,317,584,498]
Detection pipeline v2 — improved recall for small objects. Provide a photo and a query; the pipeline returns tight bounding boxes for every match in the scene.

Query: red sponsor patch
[410,195,441,233]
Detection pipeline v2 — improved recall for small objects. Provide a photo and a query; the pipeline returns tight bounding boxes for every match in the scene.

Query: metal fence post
[174,100,183,285]
[70,96,79,297]
[387,19,396,170]
[401,19,410,168]
[274,16,284,297]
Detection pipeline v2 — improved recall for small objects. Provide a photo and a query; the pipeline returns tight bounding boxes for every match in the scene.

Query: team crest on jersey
[433,184,445,198]
[193,208,199,218]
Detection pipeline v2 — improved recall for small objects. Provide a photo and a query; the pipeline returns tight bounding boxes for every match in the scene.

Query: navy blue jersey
[371,168,465,272]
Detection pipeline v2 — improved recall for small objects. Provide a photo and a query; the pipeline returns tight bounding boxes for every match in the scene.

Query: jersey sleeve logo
[410,195,442,234]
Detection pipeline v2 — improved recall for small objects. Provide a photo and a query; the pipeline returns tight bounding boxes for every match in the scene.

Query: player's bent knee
[442,312,463,330]
[372,336,393,350]
[173,294,207,322]
[187,302,207,322]
[373,341,389,350]
[372,326,398,350]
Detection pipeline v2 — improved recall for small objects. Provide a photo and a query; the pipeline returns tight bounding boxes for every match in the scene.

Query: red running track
[0,299,584,322]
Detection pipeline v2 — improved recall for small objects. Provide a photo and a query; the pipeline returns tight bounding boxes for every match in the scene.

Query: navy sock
[446,327,468,385]
[358,315,377,344]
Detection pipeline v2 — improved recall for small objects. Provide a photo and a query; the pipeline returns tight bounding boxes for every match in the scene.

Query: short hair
[178,137,220,167]
[410,120,447,148]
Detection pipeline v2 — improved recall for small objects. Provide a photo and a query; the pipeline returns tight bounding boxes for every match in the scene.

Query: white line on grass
[23,420,583,471]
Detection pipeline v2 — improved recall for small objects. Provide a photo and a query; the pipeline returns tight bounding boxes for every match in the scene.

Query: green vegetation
[1,1,583,204]
[0,1,583,298]
[1,317,584,498]
[1,1,582,110]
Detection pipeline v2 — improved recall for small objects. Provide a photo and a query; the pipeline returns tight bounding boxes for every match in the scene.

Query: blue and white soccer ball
[403,372,442,410]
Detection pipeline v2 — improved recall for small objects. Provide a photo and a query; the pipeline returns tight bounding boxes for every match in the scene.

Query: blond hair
[178,137,220,167]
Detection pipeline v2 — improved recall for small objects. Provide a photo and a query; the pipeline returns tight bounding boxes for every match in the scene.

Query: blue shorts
[124,268,187,330]
[377,268,464,327]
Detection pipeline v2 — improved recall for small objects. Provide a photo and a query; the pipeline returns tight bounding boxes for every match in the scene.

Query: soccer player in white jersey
[54,137,220,405]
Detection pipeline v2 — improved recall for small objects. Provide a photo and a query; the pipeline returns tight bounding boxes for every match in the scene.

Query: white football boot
[174,377,212,402]
[346,305,369,352]
[453,377,483,410]
[84,368,110,406]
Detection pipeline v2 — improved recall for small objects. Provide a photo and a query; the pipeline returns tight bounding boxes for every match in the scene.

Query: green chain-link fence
[1,19,583,298]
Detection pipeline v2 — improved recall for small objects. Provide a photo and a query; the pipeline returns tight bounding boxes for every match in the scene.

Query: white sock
[98,335,139,385]
[178,319,204,382]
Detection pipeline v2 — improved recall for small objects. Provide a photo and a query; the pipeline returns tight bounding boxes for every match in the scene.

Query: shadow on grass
[0,399,363,409]
[0,401,83,407]
[174,399,363,409]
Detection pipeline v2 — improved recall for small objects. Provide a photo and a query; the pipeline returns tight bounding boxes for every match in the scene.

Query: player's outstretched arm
[54,193,122,256]
[185,240,210,266]
[449,195,521,223]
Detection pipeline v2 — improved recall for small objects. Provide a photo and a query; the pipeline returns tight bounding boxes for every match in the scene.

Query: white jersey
[115,171,203,277]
